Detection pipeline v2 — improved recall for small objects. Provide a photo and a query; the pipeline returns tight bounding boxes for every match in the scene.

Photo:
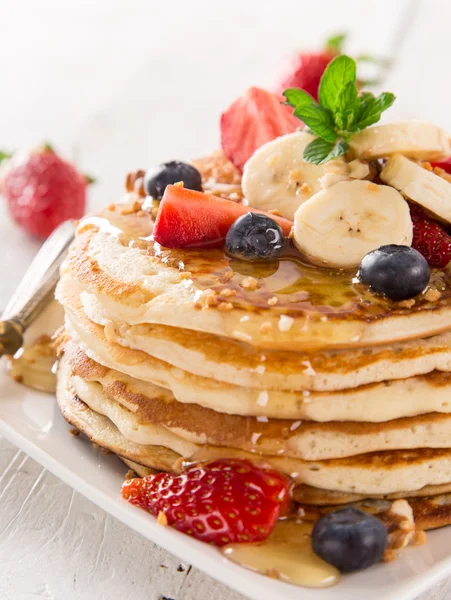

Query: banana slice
[242,131,341,220]
[381,154,451,223]
[349,121,451,161]
[292,180,413,268]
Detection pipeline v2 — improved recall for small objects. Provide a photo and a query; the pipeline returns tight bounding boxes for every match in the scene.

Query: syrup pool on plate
[222,518,339,588]
[7,334,57,394]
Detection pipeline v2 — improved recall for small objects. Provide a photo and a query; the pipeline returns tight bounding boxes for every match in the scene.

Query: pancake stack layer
[55,157,451,530]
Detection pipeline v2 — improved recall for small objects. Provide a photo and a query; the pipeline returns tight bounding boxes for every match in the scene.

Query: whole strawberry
[410,204,451,268]
[122,459,291,546]
[0,144,87,239]
[274,34,345,99]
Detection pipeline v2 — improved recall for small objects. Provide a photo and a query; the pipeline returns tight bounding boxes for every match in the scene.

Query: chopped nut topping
[220,270,234,283]
[367,182,379,192]
[300,182,312,194]
[241,276,259,290]
[218,302,234,312]
[398,299,415,308]
[424,288,442,302]
[69,428,80,437]
[220,288,237,297]
[268,209,282,216]
[107,203,116,211]
[260,322,272,334]
[174,181,184,188]
[125,469,135,480]
[157,511,168,526]
[125,170,146,196]
[194,288,219,309]
[267,296,278,306]
[120,200,143,215]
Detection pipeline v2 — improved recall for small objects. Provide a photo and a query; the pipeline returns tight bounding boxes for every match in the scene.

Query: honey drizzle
[222,519,339,588]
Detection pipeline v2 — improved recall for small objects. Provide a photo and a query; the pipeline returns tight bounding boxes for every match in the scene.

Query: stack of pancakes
[55,158,451,531]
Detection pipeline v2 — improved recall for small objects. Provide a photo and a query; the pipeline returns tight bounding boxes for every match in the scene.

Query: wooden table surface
[1,1,451,598]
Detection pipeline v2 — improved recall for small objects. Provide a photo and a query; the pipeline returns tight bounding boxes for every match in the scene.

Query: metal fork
[0,221,75,356]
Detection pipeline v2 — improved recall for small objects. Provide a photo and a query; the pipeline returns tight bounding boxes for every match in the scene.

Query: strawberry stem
[325,33,347,53]
[42,142,54,153]
[84,174,97,185]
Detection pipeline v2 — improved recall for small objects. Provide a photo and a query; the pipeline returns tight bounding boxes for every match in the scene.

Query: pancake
[88,306,451,393]
[65,200,451,351]
[57,356,451,496]
[56,276,451,423]
[65,341,451,461]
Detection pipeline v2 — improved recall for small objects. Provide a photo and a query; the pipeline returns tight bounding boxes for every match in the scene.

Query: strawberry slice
[410,204,451,268]
[431,157,451,174]
[153,185,293,249]
[220,87,299,172]
[122,459,292,546]
[275,51,337,100]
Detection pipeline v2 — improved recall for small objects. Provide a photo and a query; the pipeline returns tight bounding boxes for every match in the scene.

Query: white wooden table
[1,1,451,598]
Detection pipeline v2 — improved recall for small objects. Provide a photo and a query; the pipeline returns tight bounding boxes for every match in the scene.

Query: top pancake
[66,198,451,351]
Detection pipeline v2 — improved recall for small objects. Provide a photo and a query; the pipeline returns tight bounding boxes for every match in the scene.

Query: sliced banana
[349,121,451,161]
[242,132,343,220]
[381,154,451,224]
[292,180,413,269]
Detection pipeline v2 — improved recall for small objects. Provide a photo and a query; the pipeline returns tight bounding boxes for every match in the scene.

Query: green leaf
[336,81,359,114]
[284,88,336,142]
[326,33,347,53]
[355,91,396,129]
[283,88,316,109]
[318,55,357,112]
[0,151,11,164]
[294,103,337,142]
[303,137,349,165]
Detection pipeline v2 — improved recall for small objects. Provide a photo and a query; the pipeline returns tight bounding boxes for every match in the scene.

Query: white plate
[1,305,451,600]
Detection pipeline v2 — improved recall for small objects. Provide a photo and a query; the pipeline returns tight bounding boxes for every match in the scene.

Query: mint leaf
[318,55,356,112]
[284,54,396,165]
[355,91,395,129]
[294,104,337,142]
[303,137,348,165]
[326,33,347,53]
[283,88,315,108]
[284,88,336,142]
[336,81,359,118]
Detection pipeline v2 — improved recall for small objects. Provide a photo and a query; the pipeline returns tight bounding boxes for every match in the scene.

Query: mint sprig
[284,55,395,165]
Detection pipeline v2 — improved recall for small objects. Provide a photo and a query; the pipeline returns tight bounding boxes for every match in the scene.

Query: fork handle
[0,220,75,356]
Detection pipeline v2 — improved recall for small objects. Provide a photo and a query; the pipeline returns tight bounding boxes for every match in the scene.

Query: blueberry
[358,244,430,301]
[312,508,388,573]
[144,161,202,199]
[226,213,285,261]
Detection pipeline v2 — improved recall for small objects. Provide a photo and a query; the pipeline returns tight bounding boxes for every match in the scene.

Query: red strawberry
[410,204,451,268]
[153,184,293,249]
[0,144,87,239]
[122,459,291,546]
[431,157,451,174]
[220,87,299,172]
[275,51,337,100]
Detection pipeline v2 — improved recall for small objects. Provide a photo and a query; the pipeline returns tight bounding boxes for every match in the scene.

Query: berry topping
[0,144,87,239]
[312,508,388,573]
[144,161,202,200]
[153,185,293,249]
[122,459,291,546]
[410,204,451,268]
[276,51,337,101]
[220,87,299,172]
[431,156,451,174]
[226,213,284,261]
[274,34,345,100]
[358,244,430,301]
